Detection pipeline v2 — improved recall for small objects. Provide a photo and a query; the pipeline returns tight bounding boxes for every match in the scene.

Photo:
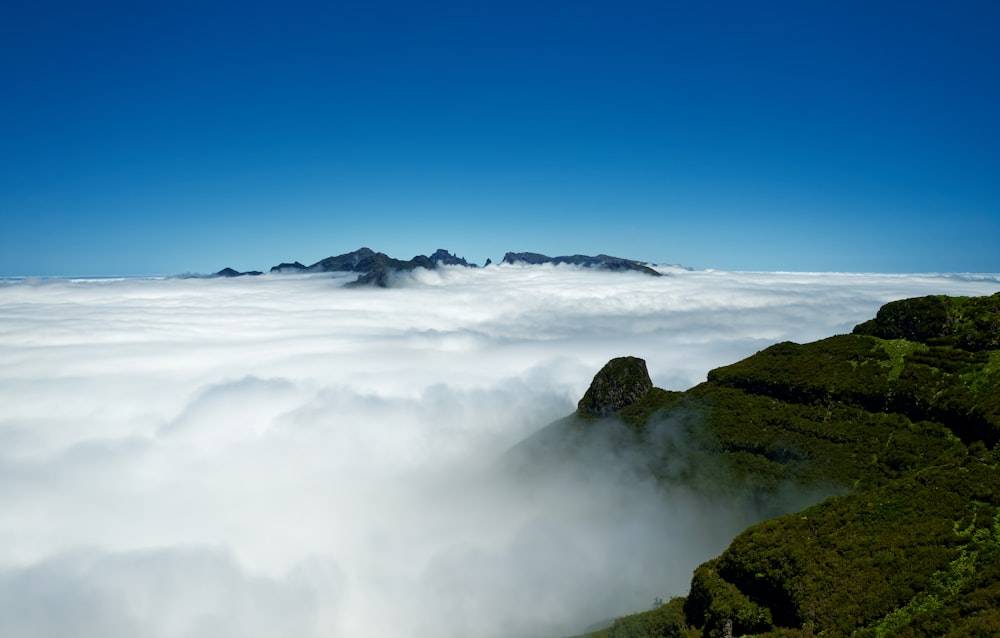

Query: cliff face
[577,357,654,418]
[536,293,1000,637]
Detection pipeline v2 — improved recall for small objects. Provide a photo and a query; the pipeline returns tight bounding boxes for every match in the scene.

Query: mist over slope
[581,292,1000,636]
[1,266,998,637]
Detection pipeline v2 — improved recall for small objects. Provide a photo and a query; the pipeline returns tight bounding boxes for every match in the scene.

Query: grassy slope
[560,292,1000,637]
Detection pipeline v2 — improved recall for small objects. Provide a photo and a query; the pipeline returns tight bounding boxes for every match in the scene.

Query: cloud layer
[1,266,997,637]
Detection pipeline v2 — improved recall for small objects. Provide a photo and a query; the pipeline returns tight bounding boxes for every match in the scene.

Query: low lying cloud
[0,266,997,637]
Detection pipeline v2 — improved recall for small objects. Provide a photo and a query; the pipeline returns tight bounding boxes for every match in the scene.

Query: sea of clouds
[1,265,997,637]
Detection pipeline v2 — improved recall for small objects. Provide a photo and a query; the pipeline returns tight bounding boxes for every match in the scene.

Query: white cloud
[0,267,997,637]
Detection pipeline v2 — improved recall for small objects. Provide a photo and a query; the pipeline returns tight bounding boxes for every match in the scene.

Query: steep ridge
[524,293,1000,637]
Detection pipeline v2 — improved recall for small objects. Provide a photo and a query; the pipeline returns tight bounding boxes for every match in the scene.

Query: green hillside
[523,292,1000,637]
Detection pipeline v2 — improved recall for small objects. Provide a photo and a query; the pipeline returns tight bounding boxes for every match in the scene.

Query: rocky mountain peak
[429,249,471,267]
[577,356,653,417]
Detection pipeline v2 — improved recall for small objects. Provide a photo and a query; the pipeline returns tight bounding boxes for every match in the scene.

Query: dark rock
[409,254,435,270]
[502,251,552,265]
[429,249,474,267]
[347,265,392,288]
[342,252,434,287]
[306,248,378,273]
[214,267,261,277]
[502,252,662,276]
[269,261,306,273]
[577,356,654,418]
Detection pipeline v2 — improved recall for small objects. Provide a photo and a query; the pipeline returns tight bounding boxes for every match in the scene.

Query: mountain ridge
[211,247,669,286]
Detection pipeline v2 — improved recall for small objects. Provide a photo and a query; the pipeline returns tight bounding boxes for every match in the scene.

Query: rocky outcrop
[577,356,654,418]
[304,247,380,273]
[214,267,262,277]
[429,249,474,267]
[348,267,393,288]
[269,261,306,273]
[502,251,552,265]
[278,248,436,287]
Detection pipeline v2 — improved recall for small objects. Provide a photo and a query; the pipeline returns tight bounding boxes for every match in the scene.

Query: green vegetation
[599,598,694,638]
[681,459,1000,636]
[854,292,1000,351]
[553,292,1000,637]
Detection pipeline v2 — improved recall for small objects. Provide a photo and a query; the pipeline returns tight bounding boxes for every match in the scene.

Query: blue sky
[1,0,998,276]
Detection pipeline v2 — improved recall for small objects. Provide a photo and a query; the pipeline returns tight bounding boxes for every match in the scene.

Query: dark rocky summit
[502,251,662,276]
[304,247,383,273]
[577,356,654,418]
[502,251,552,265]
[304,248,464,275]
[429,248,473,267]
[269,261,306,273]
[264,248,439,288]
[213,267,262,277]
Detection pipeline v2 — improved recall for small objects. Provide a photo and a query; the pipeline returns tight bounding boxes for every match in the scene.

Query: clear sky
[2,0,998,276]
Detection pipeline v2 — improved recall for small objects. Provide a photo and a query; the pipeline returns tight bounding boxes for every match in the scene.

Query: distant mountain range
[212,247,672,286]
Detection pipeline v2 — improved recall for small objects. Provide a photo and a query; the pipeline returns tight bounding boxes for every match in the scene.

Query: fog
[1,265,997,637]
